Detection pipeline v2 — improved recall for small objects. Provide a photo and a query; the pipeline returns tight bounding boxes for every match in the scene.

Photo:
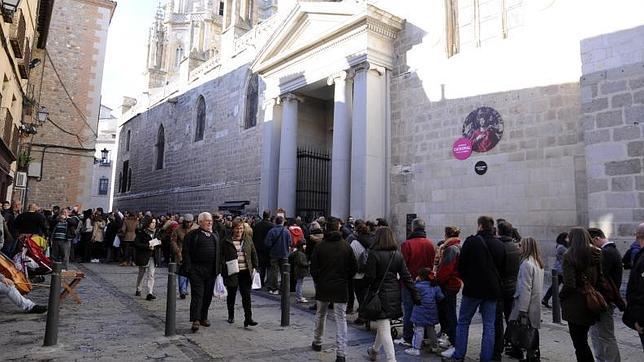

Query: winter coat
[292,250,309,280]
[92,221,105,242]
[181,228,221,277]
[363,249,419,320]
[221,236,258,288]
[625,248,644,328]
[435,237,462,293]
[306,228,324,260]
[553,243,567,274]
[133,228,162,267]
[458,231,505,300]
[288,225,304,247]
[600,242,623,289]
[411,281,444,326]
[350,233,373,280]
[400,230,436,280]
[252,219,274,252]
[509,257,544,328]
[310,231,357,303]
[264,225,291,259]
[561,247,603,326]
[500,235,521,298]
[122,217,138,242]
[170,225,192,264]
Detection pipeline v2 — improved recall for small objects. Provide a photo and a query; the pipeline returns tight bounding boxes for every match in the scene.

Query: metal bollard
[44,262,62,346]
[165,263,177,336]
[281,262,290,327]
[552,269,561,323]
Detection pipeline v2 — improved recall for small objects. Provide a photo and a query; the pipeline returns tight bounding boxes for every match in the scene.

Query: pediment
[252,2,404,74]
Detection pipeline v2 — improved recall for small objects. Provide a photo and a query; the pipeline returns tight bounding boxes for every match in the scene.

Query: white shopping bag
[213,274,228,299]
[226,259,239,275]
[113,235,121,248]
[251,270,262,290]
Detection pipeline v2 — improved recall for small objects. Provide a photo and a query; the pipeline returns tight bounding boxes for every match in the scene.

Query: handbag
[599,277,626,311]
[507,315,537,349]
[581,276,608,314]
[359,251,395,320]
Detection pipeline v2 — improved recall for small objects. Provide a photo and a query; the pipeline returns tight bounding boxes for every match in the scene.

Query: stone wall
[581,25,644,244]
[113,65,262,215]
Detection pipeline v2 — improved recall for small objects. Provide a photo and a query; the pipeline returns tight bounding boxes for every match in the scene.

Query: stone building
[88,104,117,211]
[115,0,644,246]
[0,0,53,205]
[25,0,115,210]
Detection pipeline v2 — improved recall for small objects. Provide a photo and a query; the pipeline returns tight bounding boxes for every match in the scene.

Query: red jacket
[400,231,436,280]
[436,237,462,293]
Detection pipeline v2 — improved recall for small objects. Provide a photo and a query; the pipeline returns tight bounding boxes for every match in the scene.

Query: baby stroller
[13,234,53,277]
[363,317,404,339]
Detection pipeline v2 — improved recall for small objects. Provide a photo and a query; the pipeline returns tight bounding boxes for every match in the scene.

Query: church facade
[114,0,644,245]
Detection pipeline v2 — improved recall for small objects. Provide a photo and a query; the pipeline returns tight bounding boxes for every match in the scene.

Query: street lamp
[2,0,22,11]
[36,106,48,125]
[100,148,109,162]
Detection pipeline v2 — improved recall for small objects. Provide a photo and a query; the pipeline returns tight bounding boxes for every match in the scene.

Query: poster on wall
[461,107,504,153]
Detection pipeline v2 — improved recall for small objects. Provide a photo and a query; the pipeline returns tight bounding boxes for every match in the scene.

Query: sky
[101,0,158,115]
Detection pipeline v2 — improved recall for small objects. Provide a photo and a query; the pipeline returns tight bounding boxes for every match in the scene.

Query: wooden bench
[60,270,85,304]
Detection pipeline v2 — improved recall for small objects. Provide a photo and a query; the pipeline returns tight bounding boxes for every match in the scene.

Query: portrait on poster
[462,107,504,153]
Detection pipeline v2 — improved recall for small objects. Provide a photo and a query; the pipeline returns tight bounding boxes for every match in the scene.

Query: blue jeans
[401,286,414,342]
[453,296,496,361]
[295,278,304,300]
[313,301,348,358]
[178,275,189,295]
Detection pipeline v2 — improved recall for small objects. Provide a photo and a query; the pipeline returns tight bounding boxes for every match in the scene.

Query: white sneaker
[438,338,452,349]
[441,347,455,358]
[296,297,308,303]
[404,348,420,356]
[394,338,412,347]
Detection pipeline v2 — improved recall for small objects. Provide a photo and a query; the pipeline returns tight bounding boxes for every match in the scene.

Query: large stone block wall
[113,65,262,215]
[581,25,644,244]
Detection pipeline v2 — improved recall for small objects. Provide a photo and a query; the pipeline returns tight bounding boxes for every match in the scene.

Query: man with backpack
[350,221,372,324]
[264,215,291,294]
[399,218,436,346]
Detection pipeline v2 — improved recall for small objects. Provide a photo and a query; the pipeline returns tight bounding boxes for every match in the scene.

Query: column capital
[280,93,304,104]
[326,70,348,86]
[351,61,386,77]
[262,97,277,110]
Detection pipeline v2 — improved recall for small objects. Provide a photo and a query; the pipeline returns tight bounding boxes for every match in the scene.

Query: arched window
[195,96,206,141]
[155,125,165,170]
[118,171,122,193]
[175,46,183,68]
[126,130,131,151]
[244,74,258,129]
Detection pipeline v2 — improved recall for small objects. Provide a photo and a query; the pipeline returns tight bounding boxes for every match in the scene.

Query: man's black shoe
[146,294,156,301]
[135,291,141,296]
[335,356,346,362]
[179,293,186,299]
[28,305,47,314]
[311,342,322,352]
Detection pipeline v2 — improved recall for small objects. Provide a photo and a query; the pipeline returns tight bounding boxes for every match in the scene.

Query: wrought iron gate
[296,148,330,221]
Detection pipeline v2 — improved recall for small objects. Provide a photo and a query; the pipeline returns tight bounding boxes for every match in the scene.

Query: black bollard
[281,262,290,327]
[552,269,561,323]
[165,263,177,336]
[44,262,62,346]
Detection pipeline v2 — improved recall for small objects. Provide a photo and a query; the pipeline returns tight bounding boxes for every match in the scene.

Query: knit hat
[183,213,194,222]
[310,221,321,230]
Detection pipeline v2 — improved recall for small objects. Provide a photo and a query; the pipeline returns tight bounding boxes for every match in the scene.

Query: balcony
[17,37,30,78]
[8,8,25,58]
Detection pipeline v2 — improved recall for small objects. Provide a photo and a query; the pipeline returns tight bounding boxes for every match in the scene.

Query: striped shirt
[233,239,247,271]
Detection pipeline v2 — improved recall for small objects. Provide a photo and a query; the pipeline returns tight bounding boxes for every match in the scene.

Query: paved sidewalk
[0,263,641,361]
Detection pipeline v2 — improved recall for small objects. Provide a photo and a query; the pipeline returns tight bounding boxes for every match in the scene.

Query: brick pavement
[0,263,641,361]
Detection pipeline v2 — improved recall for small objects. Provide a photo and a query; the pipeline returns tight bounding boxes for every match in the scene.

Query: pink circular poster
[453,138,473,160]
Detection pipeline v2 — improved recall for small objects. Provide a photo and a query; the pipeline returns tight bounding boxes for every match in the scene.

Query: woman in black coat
[134,217,161,300]
[362,226,419,362]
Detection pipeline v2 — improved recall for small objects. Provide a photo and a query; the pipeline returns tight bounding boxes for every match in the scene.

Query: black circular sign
[462,107,504,153]
[475,161,488,175]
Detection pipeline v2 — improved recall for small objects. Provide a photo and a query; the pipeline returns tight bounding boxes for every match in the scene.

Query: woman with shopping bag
[222,217,259,327]
[182,212,221,333]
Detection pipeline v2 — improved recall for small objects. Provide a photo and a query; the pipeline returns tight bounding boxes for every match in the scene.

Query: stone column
[277,94,301,216]
[259,98,281,212]
[328,71,352,220]
[350,62,387,220]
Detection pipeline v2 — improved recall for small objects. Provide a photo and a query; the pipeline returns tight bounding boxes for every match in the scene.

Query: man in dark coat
[264,215,291,294]
[493,221,522,360]
[445,216,505,362]
[310,217,357,362]
[625,223,644,350]
[252,210,274,284]
[588,227,622,361]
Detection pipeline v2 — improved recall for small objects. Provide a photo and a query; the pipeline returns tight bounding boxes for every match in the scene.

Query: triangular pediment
[252,2,404,74]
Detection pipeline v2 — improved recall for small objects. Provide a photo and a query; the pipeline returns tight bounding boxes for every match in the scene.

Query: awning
[218,200,250,211]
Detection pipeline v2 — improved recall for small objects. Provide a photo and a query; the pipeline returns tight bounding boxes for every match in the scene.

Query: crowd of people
[0,201,643,362]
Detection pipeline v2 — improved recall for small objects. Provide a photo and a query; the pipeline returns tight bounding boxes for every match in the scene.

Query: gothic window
[118,172,122,193]
[244,74,258,129]
[175,46,183,68]
[218,1,224,16]
[98,177,109,195]
[195,96,206,141]
[121,160,129,193]
[155,125,165,170]
[446,0,459,57]
[126,130,131,151]
[127,168,132,191]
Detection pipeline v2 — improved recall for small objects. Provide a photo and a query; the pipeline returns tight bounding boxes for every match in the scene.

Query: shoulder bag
[581,274,608,314]
[359,251,395,320]
[507,314,538,349]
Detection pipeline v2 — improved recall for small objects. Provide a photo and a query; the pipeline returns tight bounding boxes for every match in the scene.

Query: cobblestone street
[0,263,641,361]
